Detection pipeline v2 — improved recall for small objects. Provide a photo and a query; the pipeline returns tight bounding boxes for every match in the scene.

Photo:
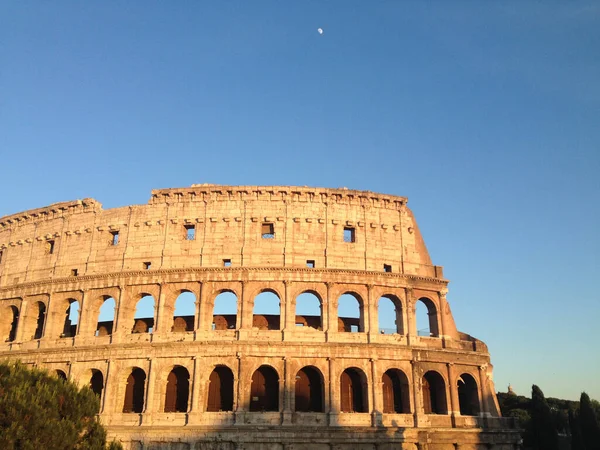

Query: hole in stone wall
[261,223,275,239]
[343,227,355,243]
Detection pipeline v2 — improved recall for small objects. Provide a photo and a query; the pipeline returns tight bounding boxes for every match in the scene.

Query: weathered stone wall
[0,186,520,449]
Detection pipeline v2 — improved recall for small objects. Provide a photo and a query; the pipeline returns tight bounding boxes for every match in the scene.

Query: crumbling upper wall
[0,186,442,287]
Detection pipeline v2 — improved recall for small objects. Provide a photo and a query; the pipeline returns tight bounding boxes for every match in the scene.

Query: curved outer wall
[0,185,518,450]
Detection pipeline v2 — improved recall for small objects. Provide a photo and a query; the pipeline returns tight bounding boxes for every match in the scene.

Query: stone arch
[422,370,447,414]
[252,290,281,331]
[206,365,235,412]
[416,297,439,337]
[123,367,146,413]
[378,295,404,335]
[249,365,279,411]
[457,373,480,416]
[337,292,364,333]
[172,291,196,332]
[164,366,190,413]
[340,367,368,412]
[382,369,410,413]
[295,291,323,330]
[2,304,20,342]
[96,296,116,336]
[90,369,104,401]
[212,290,238,330]
[295,366,324,412]
[56,369,67,380]
[132,294,155,334]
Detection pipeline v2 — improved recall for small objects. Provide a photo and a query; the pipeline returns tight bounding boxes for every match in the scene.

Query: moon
[317,28,323,35]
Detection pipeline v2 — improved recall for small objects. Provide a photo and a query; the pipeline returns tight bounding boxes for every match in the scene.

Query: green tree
[569,408,586,450]
[0,361,122,450]
[530,385,559,450]
[580,392,600,450]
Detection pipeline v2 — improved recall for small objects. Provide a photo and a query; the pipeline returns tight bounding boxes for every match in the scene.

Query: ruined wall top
[0,185,438,287]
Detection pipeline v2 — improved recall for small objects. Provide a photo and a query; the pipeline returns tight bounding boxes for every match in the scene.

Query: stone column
[447,363,459,425]
[143,359,158,424]
[478,364,492,417]
[101,359,111,415]
[15,298,30,342]
[438,289,449,339]
[411,361,425,427]
[188,357,203,422]
[328,357,339,425]
[325,282,336,341]
[406,288,415,345]
[371,358,382,426]
[74,290,88,344]
[283,280,294,330]
[234,354,246,424]
[282,356,293,424]
[194,282,204,332]
[109,286,124,344]
[152,283,168,337]
[367,284,377,341]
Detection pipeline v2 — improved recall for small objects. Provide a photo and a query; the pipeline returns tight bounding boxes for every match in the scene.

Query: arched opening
[295,292,322,330]
[252,291,281,330]
[250,365,279,411]
[56,370,67,380]
[212,291,237,330]
[338,293,363,333]
[96,297,115,336]
[132,295,155,334]
[382,369,410,413]
[90,370,104,399]
[457,373,480,416]
[378,296,403,335]
[62,300,79,338]
[416,298,439,337]
[422,371,447,414]
[123,368,146,413]
[206,366,234,412]
[33,302,46,339]
[164,366,190,413]
[295,366,324,412]
[3,305,19,342]
[173,292,195,332]
[340,367,368,413]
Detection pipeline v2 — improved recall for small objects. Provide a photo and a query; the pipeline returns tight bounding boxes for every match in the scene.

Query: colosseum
[0,185,520,449]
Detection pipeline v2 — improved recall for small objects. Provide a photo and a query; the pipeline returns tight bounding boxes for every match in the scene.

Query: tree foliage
[0,361,122,450]
[580,392,600,450]
[530,385,559,450]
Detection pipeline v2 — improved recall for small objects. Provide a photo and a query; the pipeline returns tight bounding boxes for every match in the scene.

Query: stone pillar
[447,363,459,424]
[143,359,157,424]
[328,357,339,425]
[15,298,30,342]
[194,282,204,332]
[411,361,425,427]
[325,282,336,340]
[74,290,88,344]
[478,364,492,417]
[234,354,246,424]
[366,284,376,339]
[438,289,449,338]
[188,357,203,422]
[282,357,293,424]
[406,288,415,345]
[239,281,249,329]
[109,286,124,344]
[101,359,111,415]
[152,283,168,336]
[283,281,294,330]
[371,358,382,426]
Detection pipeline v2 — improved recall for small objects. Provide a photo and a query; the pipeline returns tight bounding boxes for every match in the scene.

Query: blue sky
[2,2,599,401]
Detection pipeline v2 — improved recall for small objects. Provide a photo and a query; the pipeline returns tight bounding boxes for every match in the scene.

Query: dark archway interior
[458,373,480,416]
[250,365,279,412]
[207,366,234,412]
[164,366,190,413]
[295,366,324,412]
[423,371,447,414]
[123,368,146,413]
[340,368,367,413]
[90,370,104,398]
[7,306,19,342]
[382,369,410,413]
[56,370,67,380]
[34,302,46,339]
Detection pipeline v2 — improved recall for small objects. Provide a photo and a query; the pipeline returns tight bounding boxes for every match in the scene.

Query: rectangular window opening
[261,223,275,239]
[184,224,196,240]
[143,262,151,270]
[71,269,78,276]
[306,260,315,268]
[350,324,359,333]
[384,264,392,273]
[223,259,232,267]
[110,231,119,246]
[46,240,55,254]
[343,227,355,243]
[295,323,304,327]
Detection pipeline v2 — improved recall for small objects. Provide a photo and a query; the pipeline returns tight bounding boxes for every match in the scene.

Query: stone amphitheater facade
[0,185,520,450]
